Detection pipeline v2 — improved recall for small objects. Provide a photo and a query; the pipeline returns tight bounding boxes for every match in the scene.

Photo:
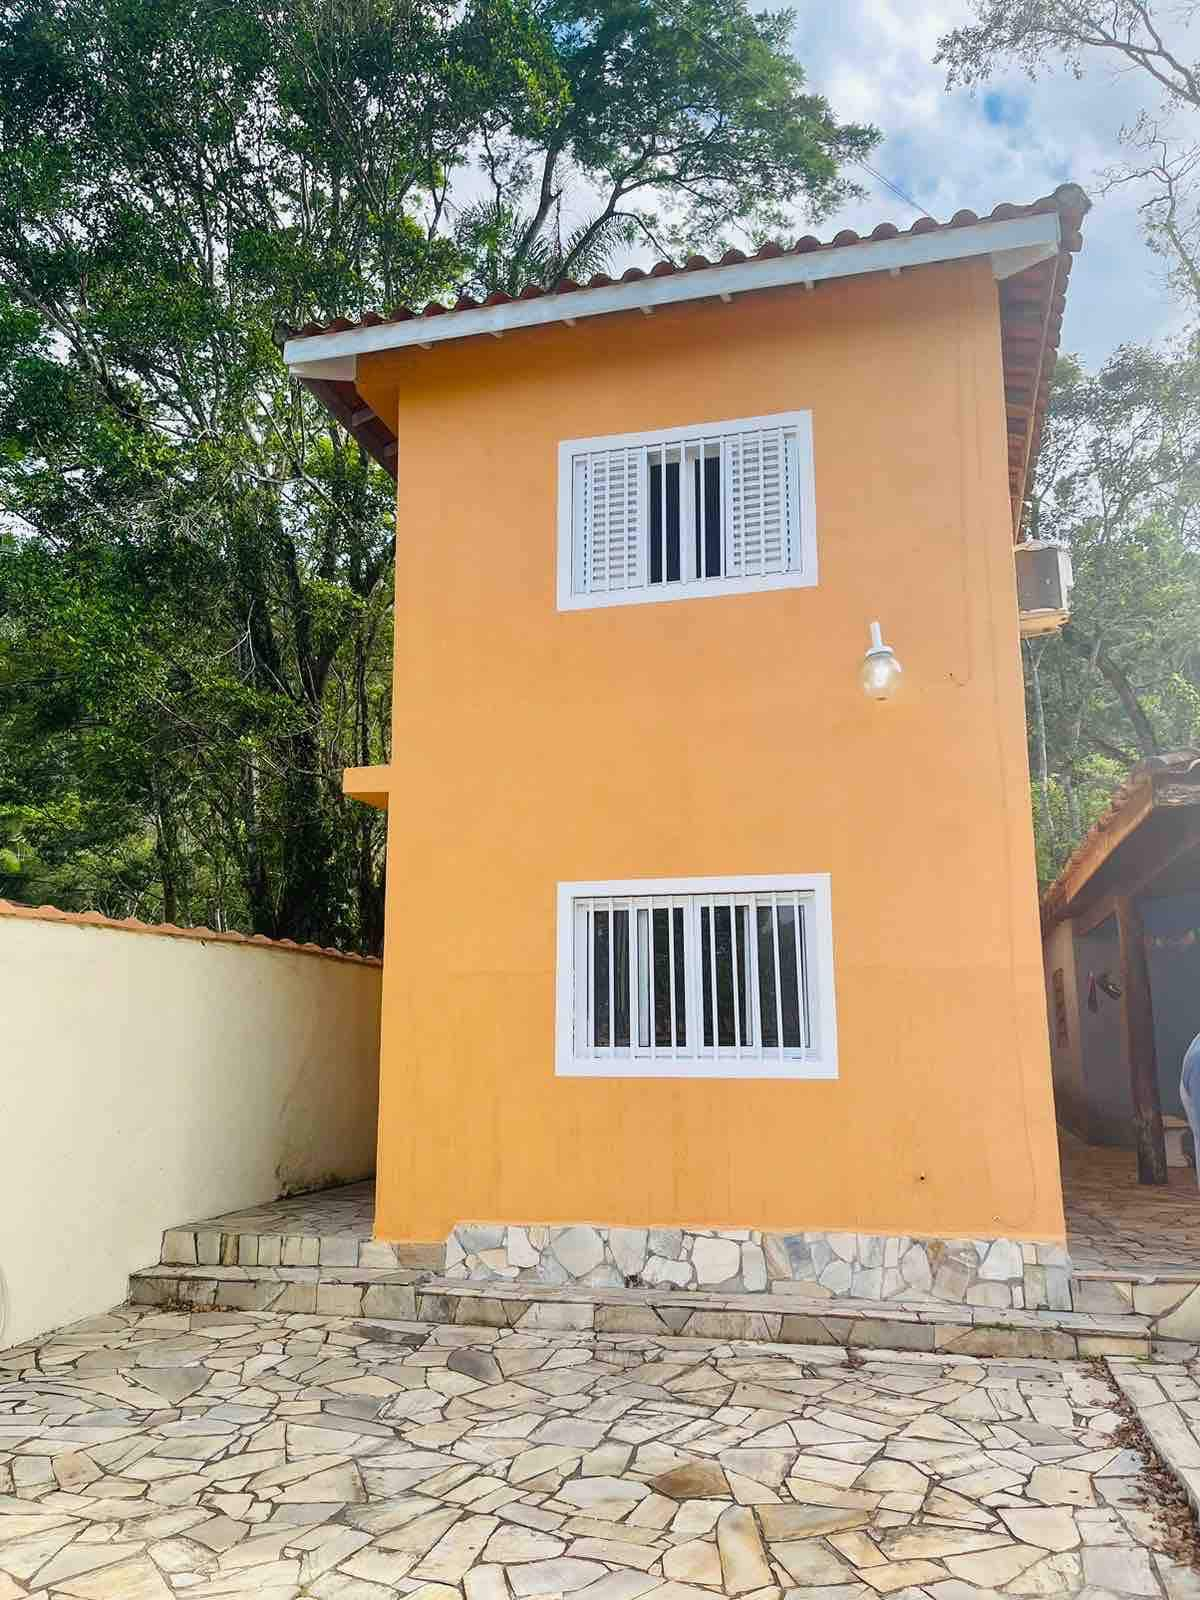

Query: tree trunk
[275,726,336,944]
[1064,772,1082,841]
[1024,639,1055,844]
[153,794,182,925]
[357,810,385,956]
[241,752,273,936]
[1116,893,1168,1185]
[1096,647,1159,759]
[1064,628,1159,758]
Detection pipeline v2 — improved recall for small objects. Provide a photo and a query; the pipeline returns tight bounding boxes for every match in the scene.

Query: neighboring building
[283,186,1089,1308]
[1041,750,1200,1182]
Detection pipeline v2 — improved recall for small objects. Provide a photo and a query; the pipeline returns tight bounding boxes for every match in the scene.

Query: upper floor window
[556,412,816,611]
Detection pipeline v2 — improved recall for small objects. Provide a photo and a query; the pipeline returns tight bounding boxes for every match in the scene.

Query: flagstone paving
[1062,1136,1200,1277]
[1,1308,1196,1599]
[1110,1357,1200,1520]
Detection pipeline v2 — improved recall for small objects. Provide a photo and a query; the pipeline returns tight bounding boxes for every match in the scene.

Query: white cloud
[789,0,1185,366]
[442,0,1185,365]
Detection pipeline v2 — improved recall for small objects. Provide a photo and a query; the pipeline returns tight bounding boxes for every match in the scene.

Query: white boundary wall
[0,913,380,1347]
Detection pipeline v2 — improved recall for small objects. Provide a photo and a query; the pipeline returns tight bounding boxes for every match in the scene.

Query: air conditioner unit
[1015,539,1073,637]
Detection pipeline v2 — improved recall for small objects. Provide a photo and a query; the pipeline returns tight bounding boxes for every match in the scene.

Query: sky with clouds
[789,0,1185,368]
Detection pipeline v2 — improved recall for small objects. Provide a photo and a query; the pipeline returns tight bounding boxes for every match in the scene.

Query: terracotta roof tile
[287,184,1089,533]
[280,189,1085,348]
[1040,750,1200,925]
[0,897,381,966]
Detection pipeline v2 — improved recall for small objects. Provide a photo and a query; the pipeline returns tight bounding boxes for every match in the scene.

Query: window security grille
[558,413,815,610]
[556,878,835,1078]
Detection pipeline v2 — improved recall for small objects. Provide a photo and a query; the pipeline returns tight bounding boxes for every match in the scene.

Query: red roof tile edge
[282,184,1089,344]
[1040,749,1200,922]
[0,898,381,967]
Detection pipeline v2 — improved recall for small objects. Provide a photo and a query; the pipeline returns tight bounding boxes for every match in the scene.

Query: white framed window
[556,412,816,611]
[555,874,836,1079]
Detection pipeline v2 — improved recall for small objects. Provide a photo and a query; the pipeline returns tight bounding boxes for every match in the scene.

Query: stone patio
[158,1131,1200,1292]
[1110,1356,1200,1523]
[2,1306,1197,1599]
[155,1189,1077,1315]
[123,1129,1200,1358]
[130,1190,1151,1360]
[1062,1134,1200,1340]
[1062,1135,1200,1277]
[135,1166,1200,1355]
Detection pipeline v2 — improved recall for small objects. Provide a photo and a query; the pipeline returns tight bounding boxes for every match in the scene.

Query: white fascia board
[991,240,1059,279]
[291,357,357,380]
[283,210,1062,375]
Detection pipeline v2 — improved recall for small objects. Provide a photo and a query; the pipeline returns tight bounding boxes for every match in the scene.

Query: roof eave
[1041,754,1200,928]
[282,210,1062,378]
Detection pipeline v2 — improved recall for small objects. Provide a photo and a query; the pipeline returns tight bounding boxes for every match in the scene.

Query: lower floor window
[555,875,836,1078]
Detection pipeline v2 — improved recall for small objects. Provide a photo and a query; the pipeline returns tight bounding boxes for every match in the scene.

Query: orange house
[284,185,1088,1312]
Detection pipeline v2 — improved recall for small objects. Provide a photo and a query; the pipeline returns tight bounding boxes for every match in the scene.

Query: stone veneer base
[446,1221,1072,1311]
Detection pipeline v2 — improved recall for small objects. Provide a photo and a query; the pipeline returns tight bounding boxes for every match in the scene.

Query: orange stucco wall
[357,255,1065,1245]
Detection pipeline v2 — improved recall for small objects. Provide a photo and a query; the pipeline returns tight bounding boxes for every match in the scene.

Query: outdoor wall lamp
[860,620,902,701]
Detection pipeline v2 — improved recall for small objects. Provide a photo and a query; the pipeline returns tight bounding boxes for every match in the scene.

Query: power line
[645,0,935,222]
[854,159,933,221]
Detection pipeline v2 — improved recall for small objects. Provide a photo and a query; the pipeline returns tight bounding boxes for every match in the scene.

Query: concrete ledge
[1108,1357,1200,1520]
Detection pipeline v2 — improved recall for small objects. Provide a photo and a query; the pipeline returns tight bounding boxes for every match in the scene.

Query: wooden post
[1115,893,1168,1185]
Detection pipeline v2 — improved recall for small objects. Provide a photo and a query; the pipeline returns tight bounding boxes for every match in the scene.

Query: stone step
[416,1278,1150,1358]
[153,1179,444,1273]
[130,1263,424,1319]
[128,1263,1151,1358]
[1069,1266,1200,1343]
[159,1221,443,1272]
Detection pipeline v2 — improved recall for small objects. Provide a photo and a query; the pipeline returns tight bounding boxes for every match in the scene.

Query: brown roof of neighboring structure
[0,897,381,965]
[1040,750,1200,929]
[284,185,1089,535]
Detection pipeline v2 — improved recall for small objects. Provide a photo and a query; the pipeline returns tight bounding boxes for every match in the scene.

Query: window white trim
[556,412,816,612]
[555,874,837,1079]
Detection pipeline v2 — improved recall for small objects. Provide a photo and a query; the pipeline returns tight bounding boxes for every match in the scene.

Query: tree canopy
[0,0,877,947]
[934,2,1200,882]
[1023,345,1200,881]
[937,2,1200,309]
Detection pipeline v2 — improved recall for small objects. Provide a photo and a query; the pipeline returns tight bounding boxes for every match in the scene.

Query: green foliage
[0,0,874,949]
[937,4,1200,313]
[1024,345,1200,883]
[934,1,1184,89]
[453,0,878,293]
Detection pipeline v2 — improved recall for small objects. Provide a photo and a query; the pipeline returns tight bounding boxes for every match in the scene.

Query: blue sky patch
[788,0,1180,361]
[983,90,1027,128]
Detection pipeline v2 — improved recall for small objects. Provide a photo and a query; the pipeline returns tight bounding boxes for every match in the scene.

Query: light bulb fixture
[860,620,902,701]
